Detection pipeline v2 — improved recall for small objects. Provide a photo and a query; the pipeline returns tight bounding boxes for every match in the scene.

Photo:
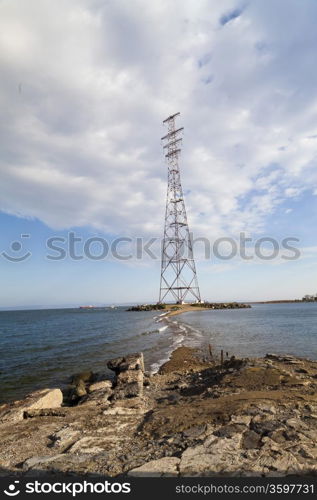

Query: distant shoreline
[127,302,251,316]
[1,299,317,312]
[249,300,316,304]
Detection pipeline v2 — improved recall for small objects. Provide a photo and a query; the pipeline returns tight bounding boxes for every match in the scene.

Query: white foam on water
[155,312,170,323]
[149,311,205,375]
[178,321,204,338]
[149,330,185,374]
[149,337,184,374]
[150,356,170,374]
[158,325,168,332]
[172,333,185,348]
[149,343,176,374]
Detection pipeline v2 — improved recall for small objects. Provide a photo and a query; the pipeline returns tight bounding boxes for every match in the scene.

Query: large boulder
[0,388,63,424]
[25,388,63,410]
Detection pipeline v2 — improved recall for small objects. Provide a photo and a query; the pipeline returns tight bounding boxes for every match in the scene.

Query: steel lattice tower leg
[159,113,201,304]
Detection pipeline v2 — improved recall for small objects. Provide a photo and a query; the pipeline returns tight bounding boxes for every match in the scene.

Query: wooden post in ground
[221,349,224,365]
[208,344,213,359]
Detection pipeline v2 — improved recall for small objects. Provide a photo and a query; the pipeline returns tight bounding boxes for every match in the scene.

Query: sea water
[1,302,316,403]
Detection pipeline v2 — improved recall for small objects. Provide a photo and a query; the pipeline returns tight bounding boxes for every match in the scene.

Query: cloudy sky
[0,0,317,307]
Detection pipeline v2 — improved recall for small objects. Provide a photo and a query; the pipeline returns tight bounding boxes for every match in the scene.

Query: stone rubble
[0,348,317,477]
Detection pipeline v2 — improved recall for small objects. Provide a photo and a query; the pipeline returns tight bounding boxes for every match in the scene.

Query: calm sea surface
[1,303,316,403]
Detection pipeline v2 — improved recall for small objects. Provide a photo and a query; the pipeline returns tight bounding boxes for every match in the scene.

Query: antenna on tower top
[159,113,201,304]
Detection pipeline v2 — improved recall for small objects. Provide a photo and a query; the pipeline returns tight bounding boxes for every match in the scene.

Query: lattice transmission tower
[159,112,201,304]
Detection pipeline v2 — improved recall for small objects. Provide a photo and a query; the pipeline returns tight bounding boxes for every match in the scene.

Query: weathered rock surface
[74,380,87,398]
[107,352,144,373]
[128,457,180,477]
[1,348,317,477]
[113,370,144,400]
[0,388,63,424]
[49,426,81,451]
[22,454,64,471]
[71,371,94,385]
[88,380,112,393]
[107,352,144,400]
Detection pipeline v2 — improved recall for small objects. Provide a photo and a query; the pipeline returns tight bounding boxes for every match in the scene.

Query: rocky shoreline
[127,302,251,312]
[1,347,317,477]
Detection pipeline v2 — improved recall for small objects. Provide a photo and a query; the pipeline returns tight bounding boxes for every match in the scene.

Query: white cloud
[0,0,317,239]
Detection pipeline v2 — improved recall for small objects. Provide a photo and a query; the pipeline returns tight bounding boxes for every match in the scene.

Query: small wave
[155,315,168,323]
[158,325,168,332]
[149,345,176,374]
[172,334,185,348]
[149,334,185,374]
[176,320,204,338]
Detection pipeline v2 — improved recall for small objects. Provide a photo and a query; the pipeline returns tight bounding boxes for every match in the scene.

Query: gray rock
[251,418,281,436]
[241,430,262,449]
[89,380,112,393]
[214,424,246,439]
[113,370,143,399]
[67,437,106,455]
[183,425,207,438]
[75,380,87,398]
[107,353,144,374]
[23,454,64,470]
[26,389,63,409]
[79,387,113,406]
[231,415,252,426]
[128,457,180,477]
[72,371,94,385]
[49,426,81,450]
[252,444,302,474]
[285,418,306,430]
[179,434,243,476]
[265,353,302,365]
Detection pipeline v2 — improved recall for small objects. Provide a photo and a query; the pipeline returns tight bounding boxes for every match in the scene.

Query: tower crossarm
[163,112,180,123]
[161,127,184,141]
[165,148,181,158]
[163,138,182,149]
